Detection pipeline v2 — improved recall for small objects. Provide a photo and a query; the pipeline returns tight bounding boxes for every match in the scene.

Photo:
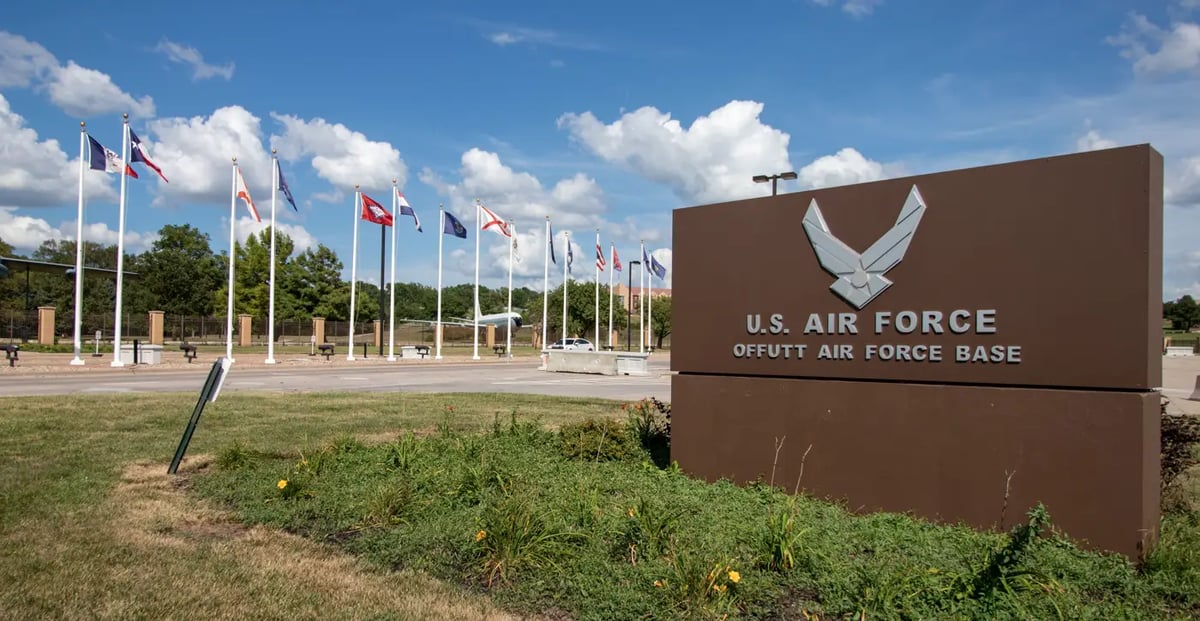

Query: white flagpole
[70,122,87,366]
[542,216,549,353]
[472,199,481,360]
[225,158,238,363]
[594,229,600,345]
[607,242,614,350]
[648,250,654,352]
[265,150,279,364]
[506,221,514,359]
[110,114,131,368]
[435,205,445,360]
[562,231,569,342]
[347,186,360,361]
[387,178,398,361]
[639,240,645,354]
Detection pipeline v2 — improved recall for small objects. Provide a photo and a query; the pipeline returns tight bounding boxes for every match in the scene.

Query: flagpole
[648,249,654,352]
[562,231,569,342]
[542,216,549,356]
[70,122,87,366]
[435,204,445,360]
[348,186,360,361]
[225,158,238,363]
[387,179,398,361]
[378,219,385,358]
[110,114,130,368]
[472,199,481,360]
[594,228,600,344]
[639,240,645,354]
[266,150,279,364]
[607,242,614,350]
[506,221,515,359]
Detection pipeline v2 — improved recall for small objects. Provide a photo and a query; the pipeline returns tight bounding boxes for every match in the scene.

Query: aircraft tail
[475,295,483,321]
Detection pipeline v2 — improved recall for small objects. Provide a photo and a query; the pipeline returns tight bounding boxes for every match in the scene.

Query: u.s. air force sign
[672,145,1161,391]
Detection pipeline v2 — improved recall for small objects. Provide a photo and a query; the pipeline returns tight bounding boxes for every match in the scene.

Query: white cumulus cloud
[0,31,154,117]
[1075,128,1118,152]
[0,94,116,207]
[233,215,317,252]
[1108,13,1200,76]
[146,105,273,206]
[558,100,793,204]
[797,147,887,189]
[0,206,156,252]
[270,113,407,192]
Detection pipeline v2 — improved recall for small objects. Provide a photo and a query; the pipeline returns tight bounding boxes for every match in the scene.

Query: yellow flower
[712,584,727,593]
[653,579,663,588]
[728,570,740,583]
[627,507,636,518]
[277,479,288,489]
[475,530,487,542]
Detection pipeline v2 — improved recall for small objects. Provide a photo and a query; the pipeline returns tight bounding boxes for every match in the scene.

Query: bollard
[133,339,140,365]
[362,342,368,359]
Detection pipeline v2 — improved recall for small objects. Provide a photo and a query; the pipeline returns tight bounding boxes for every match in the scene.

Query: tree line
[1,224,671,346]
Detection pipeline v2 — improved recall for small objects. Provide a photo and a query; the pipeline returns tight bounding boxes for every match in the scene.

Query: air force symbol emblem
[801,184,926,310]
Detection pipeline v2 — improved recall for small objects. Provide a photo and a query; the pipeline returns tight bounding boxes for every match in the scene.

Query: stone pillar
[611,330,619,349]
[486,325,496,349]
[37,306,55,345]
[435,324,443,351]
[148,310,165,345]
[373,320,382,349]
[238,314,252,347]
[312,317,326,344]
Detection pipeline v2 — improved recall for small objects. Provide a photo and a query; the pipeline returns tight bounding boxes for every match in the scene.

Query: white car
[548,338,594,351]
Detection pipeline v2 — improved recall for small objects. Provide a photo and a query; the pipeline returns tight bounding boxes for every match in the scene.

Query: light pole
[752,171,797,196]
[626,259,641,351]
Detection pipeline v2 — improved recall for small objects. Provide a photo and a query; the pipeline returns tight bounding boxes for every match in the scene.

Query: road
[0,358,673,402]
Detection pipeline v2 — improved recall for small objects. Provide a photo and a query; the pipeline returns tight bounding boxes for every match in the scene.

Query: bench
[2,344,17,368]
[180,342,197,363]
[318,343,335,360]
[414,345,430,359]
[493,345,506,357]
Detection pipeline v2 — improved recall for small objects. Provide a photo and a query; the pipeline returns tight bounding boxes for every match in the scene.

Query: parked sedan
[548,338,594,351]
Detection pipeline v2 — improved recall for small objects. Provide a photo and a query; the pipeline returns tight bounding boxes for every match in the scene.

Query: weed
[655,545,742,620]
[758,495,809,572]
[216,441,258,470]
[557,417,643,462]
[474,493,579,588]
[616,496,685,565]
[362,479,414,527]
[385,431,420,472]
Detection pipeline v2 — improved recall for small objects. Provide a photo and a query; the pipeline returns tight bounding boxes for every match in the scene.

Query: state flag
[87,135,137,178]
[361,193,393,226]
[236,167,259,222]
[480,204,511,238]
[443,210,468,238]
[396,190,422,232]
[128,129,167,182]
[613,247,622,271]
[277,161,297,211]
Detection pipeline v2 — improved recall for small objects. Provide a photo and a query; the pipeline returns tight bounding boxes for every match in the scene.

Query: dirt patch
[105,457,535,620]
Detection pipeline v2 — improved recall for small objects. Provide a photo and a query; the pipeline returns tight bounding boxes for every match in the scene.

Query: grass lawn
[1,391,1198,620]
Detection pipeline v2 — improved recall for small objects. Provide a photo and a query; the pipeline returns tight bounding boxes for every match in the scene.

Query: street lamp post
[626,260,641,352]
[752,171,798,196]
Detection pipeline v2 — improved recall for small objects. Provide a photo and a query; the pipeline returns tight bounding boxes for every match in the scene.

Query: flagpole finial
[355,184,360,191]
[232,156,238,164]
[80,121,85,129]
[122,113,128,121]
[392,177,397,185]
[272,147,277,156]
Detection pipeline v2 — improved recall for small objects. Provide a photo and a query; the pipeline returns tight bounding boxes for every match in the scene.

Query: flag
[613,247,622,271]
[595,242,606,271]
[512,235,521,262]
[396,190,422,231]
[277,161,297,211]
[480,204,511,237]
[128,129,167,182]
[651,254,667,279]
[549,223,556,264]
[567,238,574,273]
[361,193,393,226]
[443,210,467,238]
[87,135,137,178]
[235,167,259,221]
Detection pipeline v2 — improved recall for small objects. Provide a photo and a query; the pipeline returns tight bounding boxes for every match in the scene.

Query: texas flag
[361,193,393,226]
[128,129,167,182]
[87,135,137,178]
[235,167,259,222]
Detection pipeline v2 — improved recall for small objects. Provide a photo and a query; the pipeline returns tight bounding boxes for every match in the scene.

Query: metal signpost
[168,357,231,474]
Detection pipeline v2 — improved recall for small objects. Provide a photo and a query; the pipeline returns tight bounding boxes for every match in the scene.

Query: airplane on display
[402,299,524,332]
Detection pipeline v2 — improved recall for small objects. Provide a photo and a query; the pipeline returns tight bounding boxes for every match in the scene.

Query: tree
[138,224,222,316]
[285,243,348,320]
[649,295,672,349]
[1166,295,1200,332]
[542,280,625,343]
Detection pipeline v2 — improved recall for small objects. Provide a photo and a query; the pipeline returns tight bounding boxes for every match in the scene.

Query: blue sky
[2,1,1200,298]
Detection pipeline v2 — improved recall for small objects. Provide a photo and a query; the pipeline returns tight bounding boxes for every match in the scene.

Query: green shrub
[557,417,644,462]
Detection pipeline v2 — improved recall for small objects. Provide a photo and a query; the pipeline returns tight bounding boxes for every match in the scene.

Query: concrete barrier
[1165,346,1195,357]
[544,350,650,376]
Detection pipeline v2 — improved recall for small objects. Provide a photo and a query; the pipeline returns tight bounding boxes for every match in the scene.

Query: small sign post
[168,357,232,474]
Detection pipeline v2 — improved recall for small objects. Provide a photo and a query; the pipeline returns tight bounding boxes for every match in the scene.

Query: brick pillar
[148,310,164,345]
[37,306,55,345]
[312,317,326,344]
[611,330,619,349]
[435,324,443,351]
[373,320,382,349]
[486,325,496,349]
[238,314,252,347]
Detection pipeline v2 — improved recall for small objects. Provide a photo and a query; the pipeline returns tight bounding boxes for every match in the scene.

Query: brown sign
[670,145,1164,560]
[672,144,1162,391]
